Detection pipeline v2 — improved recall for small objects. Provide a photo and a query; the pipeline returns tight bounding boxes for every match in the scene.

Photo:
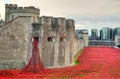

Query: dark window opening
[60,38,64,42]
[60,37,66,42]
[48,37,52,42]
[34,37,39,41]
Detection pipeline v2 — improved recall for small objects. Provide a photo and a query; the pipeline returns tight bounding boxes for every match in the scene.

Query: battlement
[39,16,75,27]
[40,16,53,25]
[66,19,75,26]
[5,4,17,8]
[53,17,66,26]
[10,7,39,14]
[6,4,40,14]
[40,16,66,26]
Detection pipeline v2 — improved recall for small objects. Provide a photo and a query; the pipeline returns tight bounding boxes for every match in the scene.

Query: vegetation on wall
[74,48,84,65]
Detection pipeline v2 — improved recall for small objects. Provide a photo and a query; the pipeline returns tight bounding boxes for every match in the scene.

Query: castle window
[60,36,67,42]
[47,36,55,42]
[48,37,52,42]
[60,38,64,42]
[34,37,39,41]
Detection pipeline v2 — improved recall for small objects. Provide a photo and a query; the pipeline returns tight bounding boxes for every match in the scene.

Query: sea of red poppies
[0,46,120,79]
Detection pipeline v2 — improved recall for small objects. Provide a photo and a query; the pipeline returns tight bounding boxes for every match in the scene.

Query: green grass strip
[74,49,84,65]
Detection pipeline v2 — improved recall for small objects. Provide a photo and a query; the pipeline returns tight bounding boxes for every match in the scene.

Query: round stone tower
[5,4,40,23]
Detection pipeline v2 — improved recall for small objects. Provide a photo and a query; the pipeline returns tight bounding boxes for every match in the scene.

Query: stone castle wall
[0,16,34,69]
[38,16,84,67]
[75,30,89,47]
[39,16,71,67]
[0,15,86,69]
[0,4,87,69]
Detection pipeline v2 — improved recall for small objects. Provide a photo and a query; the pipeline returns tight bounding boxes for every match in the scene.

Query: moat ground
[0,46,120,79]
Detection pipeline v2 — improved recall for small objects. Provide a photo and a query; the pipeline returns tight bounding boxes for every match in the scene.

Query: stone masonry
[0,4,88,69]
[0,16,34,69]
[39,16,76,67]
[5,4,39,23]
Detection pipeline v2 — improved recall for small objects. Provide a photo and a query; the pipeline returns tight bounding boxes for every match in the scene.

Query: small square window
[60,38,63,42]
[47,36,56,42]
[60,37,66,42]
[48,37,52,42]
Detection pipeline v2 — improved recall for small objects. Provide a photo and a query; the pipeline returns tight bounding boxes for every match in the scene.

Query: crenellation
[18,7,23,9]
[40,16,66,26]
[5,4,17,8]
[5,4,39,13]
[66,19,75,26]
[40,16,53,25]
[9,7,39,14]
[39,16,75,33]
[54,17,66,26]
[5,4,40,23]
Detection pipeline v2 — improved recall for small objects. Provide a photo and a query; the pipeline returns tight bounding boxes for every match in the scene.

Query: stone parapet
[66,19,75,26]
[5,4,17,8]
[9,6,40,14]
[53,17,66,26]
[40,16,53,25]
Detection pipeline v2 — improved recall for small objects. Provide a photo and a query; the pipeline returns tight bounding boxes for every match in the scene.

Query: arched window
[47,36,55,42]
[60,36,67,42]
[34,37,39,41]
[60,38,63,42]
[48,37,52,42]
